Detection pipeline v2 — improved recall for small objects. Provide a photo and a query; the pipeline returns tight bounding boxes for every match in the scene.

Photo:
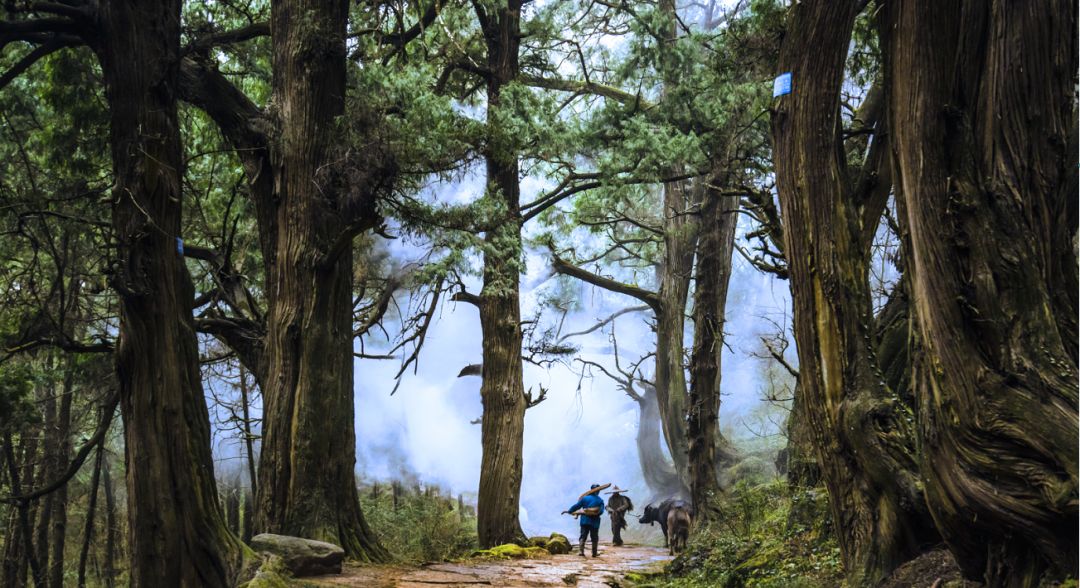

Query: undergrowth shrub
[359,482,478,563]
[645,479,843,588]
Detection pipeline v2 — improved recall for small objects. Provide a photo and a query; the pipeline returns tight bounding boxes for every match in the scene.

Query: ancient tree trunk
[98,0,247,583]
[769,1,937,583]
[635,386,685,502]
[687,191,739,515]
[653,183,697,493]
[888,2,1078,584]
[474,0,528,548]
[255,0,386,561]
[652,0,698,493]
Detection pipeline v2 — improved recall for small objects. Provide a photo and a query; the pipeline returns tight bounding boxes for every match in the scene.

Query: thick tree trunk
[688,191,739,516]
[650,0,698,495]
[769,1,938,583]
[474,0,528,548]
[653,188,696,494]
[97,0,248,583]
[255,0,386,561]
[888,2,1078,584]
[635,386,685,502]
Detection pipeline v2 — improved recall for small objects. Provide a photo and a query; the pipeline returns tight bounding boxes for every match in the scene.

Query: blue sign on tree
[773,72,792,97]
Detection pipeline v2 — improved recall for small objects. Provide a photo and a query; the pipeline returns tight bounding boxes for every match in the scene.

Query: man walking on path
[604,486,634,546]
[564,483,608,557]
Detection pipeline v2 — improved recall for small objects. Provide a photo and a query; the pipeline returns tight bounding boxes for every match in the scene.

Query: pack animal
[666,505,691,555]
[638,499,691,548]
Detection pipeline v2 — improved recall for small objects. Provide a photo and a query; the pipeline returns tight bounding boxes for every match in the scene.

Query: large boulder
[250,534,345,577]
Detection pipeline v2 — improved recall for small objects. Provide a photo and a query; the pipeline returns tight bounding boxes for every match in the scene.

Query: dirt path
[307,544,672,587]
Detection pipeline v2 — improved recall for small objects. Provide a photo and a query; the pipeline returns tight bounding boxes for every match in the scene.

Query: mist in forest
[344,183,796,539]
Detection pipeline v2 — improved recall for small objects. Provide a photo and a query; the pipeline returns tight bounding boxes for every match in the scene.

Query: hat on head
[603,485,629,495]
[579,482,611,498]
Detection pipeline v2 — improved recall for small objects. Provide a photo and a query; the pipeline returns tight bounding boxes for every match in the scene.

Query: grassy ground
[359,482,478,563]
[638,479,844,588]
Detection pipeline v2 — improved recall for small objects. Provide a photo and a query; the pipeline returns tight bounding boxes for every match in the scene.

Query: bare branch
[558,305,650,342]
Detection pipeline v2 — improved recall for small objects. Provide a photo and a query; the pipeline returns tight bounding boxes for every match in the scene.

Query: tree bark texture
[769,1,938,583]
[688,190,739,516]
[653,179,698,495]
[888,1,1078,584]
[652,0,699,494]
[634,386,684,502]
[474,0,529,548]
[255,0,387,561]
[97,0,248,583]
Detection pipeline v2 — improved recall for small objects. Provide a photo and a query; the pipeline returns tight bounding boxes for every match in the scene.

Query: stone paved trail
[307,544,672,587]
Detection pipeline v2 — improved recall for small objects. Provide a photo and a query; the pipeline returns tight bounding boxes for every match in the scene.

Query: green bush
[647,480,843,588]
[359,482,478,564]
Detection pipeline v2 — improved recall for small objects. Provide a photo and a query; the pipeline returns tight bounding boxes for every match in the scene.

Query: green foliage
[359,483,478,564]
[649,481,843,588]
[0,362,37,431]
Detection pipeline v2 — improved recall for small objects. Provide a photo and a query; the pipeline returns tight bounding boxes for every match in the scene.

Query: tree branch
[0,35,79,91]
[182,22,270,55]
[519,73,654,110]
[558,305,650,342]
[1,390,119,504]
[549,245,661,313]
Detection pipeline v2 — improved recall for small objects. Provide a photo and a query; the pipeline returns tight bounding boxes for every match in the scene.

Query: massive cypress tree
[888,1,1078,584]
[252,0,387,559]
[768,1,937,583]
[100,1,251,582]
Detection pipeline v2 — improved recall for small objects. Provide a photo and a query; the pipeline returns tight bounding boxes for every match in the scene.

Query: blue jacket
[568,494,605,528]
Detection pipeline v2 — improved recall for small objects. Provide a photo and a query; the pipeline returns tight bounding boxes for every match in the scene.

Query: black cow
[638,498,692,548]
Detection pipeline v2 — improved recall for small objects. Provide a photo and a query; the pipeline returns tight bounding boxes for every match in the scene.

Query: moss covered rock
[527,536,550,548]
[239,570,293,588]
[546,533,571,555]
[471,543,550,559]
[250,534,344,577]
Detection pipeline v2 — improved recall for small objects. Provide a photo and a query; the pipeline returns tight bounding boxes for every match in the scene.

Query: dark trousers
[578,525,598,555]
[611,516,624,546]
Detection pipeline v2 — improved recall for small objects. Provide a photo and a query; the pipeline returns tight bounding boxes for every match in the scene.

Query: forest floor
[306,544,672,587]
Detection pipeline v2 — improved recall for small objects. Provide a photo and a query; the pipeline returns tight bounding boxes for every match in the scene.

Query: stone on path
[250,533,346,576]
